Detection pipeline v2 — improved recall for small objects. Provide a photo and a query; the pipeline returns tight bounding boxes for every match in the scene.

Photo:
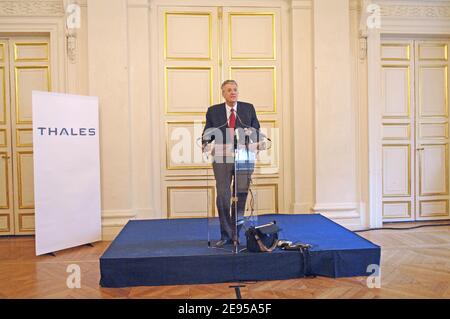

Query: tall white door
[415,40,450,221]
[381,39,449,222]
[0,39,14,235]
[157,5,284,219]
[0,36,51,235]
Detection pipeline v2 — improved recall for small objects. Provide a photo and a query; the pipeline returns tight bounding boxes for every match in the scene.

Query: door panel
[382,145,411,197]
[419,144,447,196]
[381,39,450,222]
[5,37,50,235]
[229,66,276,113]
[419,200,449,218]
[0,39,14,235]
[14,66,50,124]
[382,66,411,118]
[415,40,450,221]
[228,12,275,60]
[418,66,448,117]
[381,40,415,222]
[165,12,212,61]
[159,6,283,218]
[159,6,219,218]
[222,7,282,201]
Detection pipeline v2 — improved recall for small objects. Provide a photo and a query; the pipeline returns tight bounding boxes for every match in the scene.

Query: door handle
[416,147,424,151]
[1,155,10,159]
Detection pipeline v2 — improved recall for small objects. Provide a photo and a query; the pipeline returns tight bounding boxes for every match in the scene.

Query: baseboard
[102,225,125,241]
[101,208,154,240]
[312,202,365,229]
[312,202,358,215]
[100,204,367,240]
[329,217,365,230]
[292,202,313,213]
[101,211,128,240]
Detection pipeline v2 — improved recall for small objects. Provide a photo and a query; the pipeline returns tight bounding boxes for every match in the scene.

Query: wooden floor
[1,221,450,299]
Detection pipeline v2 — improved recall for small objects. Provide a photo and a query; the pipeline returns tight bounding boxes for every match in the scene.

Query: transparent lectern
[202,127,271,253]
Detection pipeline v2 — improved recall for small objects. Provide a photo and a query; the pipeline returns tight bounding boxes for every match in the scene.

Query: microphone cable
[355,223,450,233]
[195,116,231,150]
[235,111,272,143]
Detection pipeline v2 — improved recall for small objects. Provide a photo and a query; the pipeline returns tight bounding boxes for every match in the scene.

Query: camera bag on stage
[245,221,280,252]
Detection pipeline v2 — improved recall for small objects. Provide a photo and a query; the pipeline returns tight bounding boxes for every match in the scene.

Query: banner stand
[32,91,102,256]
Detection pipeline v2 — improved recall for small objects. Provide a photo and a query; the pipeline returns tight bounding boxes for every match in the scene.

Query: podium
[203,130,271,253]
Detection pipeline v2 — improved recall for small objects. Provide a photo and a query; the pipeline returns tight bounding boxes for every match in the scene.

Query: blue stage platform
[99,214,380,287]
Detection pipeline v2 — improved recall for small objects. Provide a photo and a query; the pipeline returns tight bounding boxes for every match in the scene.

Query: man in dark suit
[202,80,261,247]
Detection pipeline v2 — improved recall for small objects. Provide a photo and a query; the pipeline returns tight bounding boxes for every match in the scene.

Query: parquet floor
[1,221,449,299]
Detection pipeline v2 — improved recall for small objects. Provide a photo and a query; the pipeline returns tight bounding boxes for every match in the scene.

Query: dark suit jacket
[202,101,261,146]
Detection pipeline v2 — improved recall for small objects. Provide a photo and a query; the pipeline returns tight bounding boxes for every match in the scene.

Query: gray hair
[221,80,238,91]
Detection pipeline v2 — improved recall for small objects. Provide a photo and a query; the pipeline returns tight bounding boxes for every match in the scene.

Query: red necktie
[229,108,236,128]
[228,108,236,142]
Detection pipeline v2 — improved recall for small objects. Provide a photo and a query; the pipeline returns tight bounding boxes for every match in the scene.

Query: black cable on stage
[354,223,450,233]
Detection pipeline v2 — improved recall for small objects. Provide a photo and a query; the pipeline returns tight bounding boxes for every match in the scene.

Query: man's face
[222,83,238,105]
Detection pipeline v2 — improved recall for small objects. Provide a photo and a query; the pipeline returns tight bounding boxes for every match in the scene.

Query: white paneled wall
[2,0,450,239]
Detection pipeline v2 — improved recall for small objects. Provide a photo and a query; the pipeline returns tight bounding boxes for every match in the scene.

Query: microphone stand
[233,128,239,254]
[232,128,239,254]
[232,128,253,254]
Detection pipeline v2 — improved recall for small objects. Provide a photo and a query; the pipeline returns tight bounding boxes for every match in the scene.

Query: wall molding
[350,0,360,11]
[376,1,450,33]
[102,210,137,218]
[127,0,149,8]
[102,225,125,241]
[312,202,365,229]
[102,209,139,217]
[0,0,65,16]
[380,4,450,18]
[290,0,312,10]
[328,216,364,229]
[292,202,313,213]
[364,0,450,227]
[312,202,360,219]
[101,208,154,223]
[101,208,154,240]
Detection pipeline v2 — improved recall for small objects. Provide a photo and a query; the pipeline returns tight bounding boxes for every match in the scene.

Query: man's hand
[202,143,211,153]
[257,141,267,150]
[243,141,267,152]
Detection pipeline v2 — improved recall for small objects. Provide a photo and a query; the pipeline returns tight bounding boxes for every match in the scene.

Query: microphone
[235,127,240,142]
[256,129,271,142]
[235,112,271,143]
[202,118,229,145]
[201,128,215,144]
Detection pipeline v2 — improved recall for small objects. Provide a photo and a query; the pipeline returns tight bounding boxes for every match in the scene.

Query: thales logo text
[37,127,96,136]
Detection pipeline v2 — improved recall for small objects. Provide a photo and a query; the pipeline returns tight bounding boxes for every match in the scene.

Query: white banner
[32,91,101,256]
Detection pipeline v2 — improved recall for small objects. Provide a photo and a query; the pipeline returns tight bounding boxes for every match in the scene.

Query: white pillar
[291,0,315,213]
[312,0,359,224]
[127,0,153,220]
[367,26,383,228]
[87,0,133,234]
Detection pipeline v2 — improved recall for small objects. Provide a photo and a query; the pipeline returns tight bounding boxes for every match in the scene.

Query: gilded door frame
[148,0,292,218]
[365,2,450,227]
[0,17,66,234]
